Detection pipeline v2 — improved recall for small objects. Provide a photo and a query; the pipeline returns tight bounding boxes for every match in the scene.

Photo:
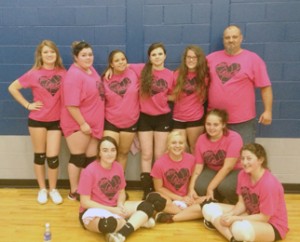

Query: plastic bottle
[43,223,52,242]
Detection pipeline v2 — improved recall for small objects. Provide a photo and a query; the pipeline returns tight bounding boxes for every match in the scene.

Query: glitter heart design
[165,168,190,190]
[39,75,62,96]
[109,77,132,97]
[216,62,241,84]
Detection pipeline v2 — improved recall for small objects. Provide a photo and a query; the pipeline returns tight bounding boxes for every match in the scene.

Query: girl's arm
[153,178,183,201]
[188,164,204,198]
[67,106,91,134]
[206,157,238,199]
[8,80,43,111]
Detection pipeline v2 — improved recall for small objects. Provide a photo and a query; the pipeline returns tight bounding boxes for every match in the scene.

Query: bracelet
[26,103,30,109]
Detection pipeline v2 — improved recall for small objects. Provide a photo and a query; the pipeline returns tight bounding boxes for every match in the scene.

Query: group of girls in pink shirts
[8,39,288,242]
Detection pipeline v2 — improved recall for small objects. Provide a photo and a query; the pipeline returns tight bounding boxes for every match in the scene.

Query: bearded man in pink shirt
[207,25,273,144]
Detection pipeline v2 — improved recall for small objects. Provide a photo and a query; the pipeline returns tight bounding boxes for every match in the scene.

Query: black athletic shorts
[138,112,172,132]
[104,119,138,133]
[28,118,61,130]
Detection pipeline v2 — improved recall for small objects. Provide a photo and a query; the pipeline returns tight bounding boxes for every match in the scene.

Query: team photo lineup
[8,24,289,242]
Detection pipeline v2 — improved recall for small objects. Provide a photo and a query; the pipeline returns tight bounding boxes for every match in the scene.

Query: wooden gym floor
[0,189,299,242]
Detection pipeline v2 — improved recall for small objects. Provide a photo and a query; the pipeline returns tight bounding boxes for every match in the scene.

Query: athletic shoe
[203,219,216,230]
[155,212,174,223]
[105,232,126,242]
[142,217,156,228]
[37,188,48,204]
[49,189,63,204]
[68,191,80,201]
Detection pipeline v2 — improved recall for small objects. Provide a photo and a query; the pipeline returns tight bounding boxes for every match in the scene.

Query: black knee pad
[145,192,167,212]
[47,156,59,169]
[34,153,46,165]
[137,201,154,218]
[98,216,117,234]
[69,154,86,168]
[83,156,96,168]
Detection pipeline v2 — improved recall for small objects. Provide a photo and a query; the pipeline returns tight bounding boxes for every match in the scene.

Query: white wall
[0,136,299,184]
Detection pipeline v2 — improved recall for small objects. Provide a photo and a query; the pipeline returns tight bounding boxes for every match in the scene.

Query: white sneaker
[105,232,126,242]
[37,188,48,204]
[142,217,155,228]
[49,189,63,205]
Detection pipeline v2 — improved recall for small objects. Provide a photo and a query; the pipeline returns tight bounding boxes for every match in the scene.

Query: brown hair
[71,41,93,60]
[173,45,209,101]
[96,136,118,160]
[204,109,229,136]
[102,49,127,77]
[240,143,269,169]
[140,42,166,97]
[32,40,64,69]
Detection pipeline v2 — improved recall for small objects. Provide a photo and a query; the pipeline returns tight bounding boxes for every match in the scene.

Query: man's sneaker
[142,217,156,228]
[155,212,174,223]
[37,188,48,204]
[49,189,63,204]
[203,219,216,230]
[105,232,126,242]
[68,191,80,201]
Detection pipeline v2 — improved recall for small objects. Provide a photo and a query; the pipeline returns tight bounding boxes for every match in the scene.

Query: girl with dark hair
[8,40,66,205]
[78,136,167,242]
[202,143,289,242]
[102,50,139,171]
[130,42,174,199]
[189,109,243,204]
[60,41,105,201]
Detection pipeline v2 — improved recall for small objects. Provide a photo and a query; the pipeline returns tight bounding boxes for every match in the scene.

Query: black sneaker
[68,191,80,201]
[155,212,174,223]
[203,219,216,230]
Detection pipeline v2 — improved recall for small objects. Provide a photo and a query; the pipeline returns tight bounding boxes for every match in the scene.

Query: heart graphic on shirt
[151,78,168,96]
[241,186,260,214]
[216,62,240,84]
[98,175,121,200]
[39,75,62,96]
[109,77,132,97]
[96,80,105,101]
[165,168,190,190]
[183,77,196,95]
[203,150,226,166]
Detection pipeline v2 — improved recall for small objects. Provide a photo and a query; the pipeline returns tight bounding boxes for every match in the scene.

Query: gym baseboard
[0,179,299,194]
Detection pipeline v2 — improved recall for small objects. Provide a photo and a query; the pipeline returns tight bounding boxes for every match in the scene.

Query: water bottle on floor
[44,223,51,242]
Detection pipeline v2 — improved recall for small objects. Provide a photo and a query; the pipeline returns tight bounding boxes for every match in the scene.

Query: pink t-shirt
[60,64,105,138]
[103,68,139,128]
[151,153,195,197]
[194,130,243,171]
[130,64,174,115]
[207,50,271,123]
[77,160,126,213]
[18,68,66,121]
[237,170,289,239]
[173,70,205,122]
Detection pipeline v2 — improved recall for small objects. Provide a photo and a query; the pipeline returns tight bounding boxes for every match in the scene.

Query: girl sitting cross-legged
[77,136,167,242]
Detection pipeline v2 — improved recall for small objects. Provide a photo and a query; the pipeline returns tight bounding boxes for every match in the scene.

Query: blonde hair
[166,130,187,150]
[32,40,64,69]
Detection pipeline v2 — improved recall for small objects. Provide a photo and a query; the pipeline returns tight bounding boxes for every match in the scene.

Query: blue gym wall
[1,0,300,138]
